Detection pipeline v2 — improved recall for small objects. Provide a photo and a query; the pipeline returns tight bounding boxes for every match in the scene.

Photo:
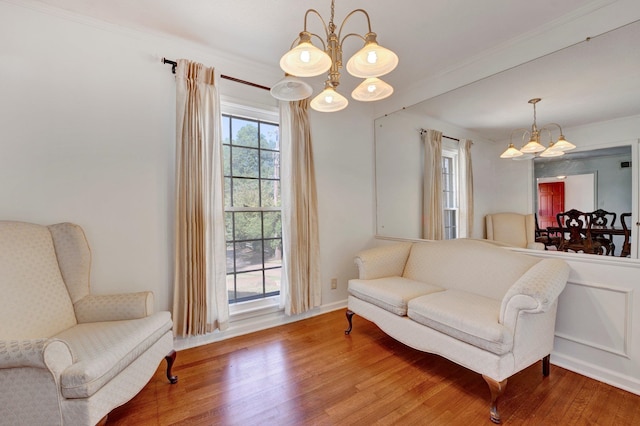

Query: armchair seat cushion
[349,277,444,316]
[55,311,173,399]
[408,290,513,355]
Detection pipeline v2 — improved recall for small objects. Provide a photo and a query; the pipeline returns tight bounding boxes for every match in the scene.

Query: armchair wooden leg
[345,309,355,335]
[165,350,178,384]
[483,375,508,424]
[543,354,550,377]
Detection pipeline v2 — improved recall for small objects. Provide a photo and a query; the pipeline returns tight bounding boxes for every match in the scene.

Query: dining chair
[534,213,561,250]
[556,209,604,255]
[620,212,632,257]
[589,209,617,255]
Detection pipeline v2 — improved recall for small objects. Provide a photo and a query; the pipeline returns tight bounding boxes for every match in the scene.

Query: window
[442,149,459,240]
[222,113,281,304]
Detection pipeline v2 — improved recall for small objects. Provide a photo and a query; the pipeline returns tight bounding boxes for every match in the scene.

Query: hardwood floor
[107,309,640,425]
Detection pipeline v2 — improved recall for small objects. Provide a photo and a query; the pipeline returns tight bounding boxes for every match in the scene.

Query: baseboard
[552,350,640,396]
[174,299,348,351]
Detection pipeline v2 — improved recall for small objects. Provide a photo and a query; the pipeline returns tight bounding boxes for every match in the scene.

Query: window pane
[222,115,231,144]
[260,123,279,150]
[264,267,281,294]
[232,119,259,147]
[260,150,280,179]
[225,212,233,241]
[224,177,232,208]
[232,178,260,208]
[263,212,281,238]
[234,271,263,300]
[235,240,263,272]
[261,180,281,207]
[226,241,235,272]
[264,239,282,267]
[231,146,259,178]
[233,211,262,240]
[227,274,236,302]
[223,145,231,176]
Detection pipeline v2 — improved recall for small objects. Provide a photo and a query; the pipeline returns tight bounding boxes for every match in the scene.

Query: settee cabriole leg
[482,375,507,424]
[542,354,550,377]
[345,309,355,335]
[165,350,178,384]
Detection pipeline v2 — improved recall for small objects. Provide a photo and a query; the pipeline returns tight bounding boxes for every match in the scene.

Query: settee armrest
[354,242,413,279]
[0,339,73,373]
[74,291,155,323]
[526,242,546,250]
[499,258,570,327]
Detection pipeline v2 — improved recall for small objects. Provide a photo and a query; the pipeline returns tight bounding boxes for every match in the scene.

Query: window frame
[442,145,460,240]
[221,100,282,307]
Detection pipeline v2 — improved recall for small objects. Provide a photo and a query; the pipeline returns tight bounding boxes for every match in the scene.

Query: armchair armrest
[74,291,154,323]
[354,242,412,279]
[499,258,570,328]
[0,339,73,374]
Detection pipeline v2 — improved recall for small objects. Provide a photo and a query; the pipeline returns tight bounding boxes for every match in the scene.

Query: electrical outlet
[331,278,338,289]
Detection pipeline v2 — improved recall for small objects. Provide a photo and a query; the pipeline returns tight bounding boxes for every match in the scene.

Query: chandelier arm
[340,32,367,47]
[337,9,372,41]
[541,122,564,134]
[509,128,530,145]
[304,9,330,39]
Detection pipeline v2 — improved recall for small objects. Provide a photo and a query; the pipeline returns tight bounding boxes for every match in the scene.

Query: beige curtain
[459,139,474,237]
[422,129,444,240]
[172,59,228,337]
[279,99,321,315]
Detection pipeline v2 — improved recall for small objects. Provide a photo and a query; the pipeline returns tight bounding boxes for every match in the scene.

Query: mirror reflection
[374,20,639,259]
[534,146,632,256]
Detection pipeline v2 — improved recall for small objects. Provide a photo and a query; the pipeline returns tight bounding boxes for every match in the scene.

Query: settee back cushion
[48,222,92,304]
[0,221,77,339]
[403,239,540,300]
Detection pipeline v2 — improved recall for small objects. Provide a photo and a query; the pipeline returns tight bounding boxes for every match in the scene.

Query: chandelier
[269,0,398,112]
[500,98,576,159]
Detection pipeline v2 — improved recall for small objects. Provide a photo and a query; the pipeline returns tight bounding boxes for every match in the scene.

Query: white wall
[0,1,375,317]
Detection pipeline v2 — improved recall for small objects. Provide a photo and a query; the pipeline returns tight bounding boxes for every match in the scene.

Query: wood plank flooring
[107,309,640,425]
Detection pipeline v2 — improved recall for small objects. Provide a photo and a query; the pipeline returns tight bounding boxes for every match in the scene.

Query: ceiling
[28,0,640,140]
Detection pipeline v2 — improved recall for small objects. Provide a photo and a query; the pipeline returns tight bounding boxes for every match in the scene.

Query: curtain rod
[419,129,460,142]
[162,57,270,91]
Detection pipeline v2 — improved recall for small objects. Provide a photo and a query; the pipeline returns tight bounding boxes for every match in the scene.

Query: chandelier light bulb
[346,42,398,78]
[310,85,348,112]
[279,38,331,77]
[351,77,393,102]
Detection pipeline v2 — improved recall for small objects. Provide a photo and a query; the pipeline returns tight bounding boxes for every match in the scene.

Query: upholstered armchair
[485,213,545,250]
[0,221,177,425]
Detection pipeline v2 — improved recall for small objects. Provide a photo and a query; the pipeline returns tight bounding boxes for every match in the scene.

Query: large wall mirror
[375,20,640,258]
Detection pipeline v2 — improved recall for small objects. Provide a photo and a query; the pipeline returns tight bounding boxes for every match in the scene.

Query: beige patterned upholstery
[485,212,545,250]
[0,221,176,425]
[347,239,570,422]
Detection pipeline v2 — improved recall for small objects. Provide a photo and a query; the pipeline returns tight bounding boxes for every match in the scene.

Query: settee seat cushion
[349,277,444,316]
[408,290,513,355]
[54,311,173,398]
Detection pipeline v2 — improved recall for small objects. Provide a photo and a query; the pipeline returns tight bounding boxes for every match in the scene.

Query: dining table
[546,225,631,257]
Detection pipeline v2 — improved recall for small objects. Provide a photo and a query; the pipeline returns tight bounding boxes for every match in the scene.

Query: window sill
[229,295,282,322]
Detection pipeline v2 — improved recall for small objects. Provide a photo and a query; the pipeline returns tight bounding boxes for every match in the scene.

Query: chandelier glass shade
[500,98,576,159]
[273,0,398,112]
[270,74,314,101]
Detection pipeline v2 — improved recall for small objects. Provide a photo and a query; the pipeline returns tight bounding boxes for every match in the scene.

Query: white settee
[0,221,177,425]
[346,239,569,423]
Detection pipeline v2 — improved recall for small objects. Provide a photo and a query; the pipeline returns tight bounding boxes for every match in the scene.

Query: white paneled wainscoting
[522,249,640,395]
